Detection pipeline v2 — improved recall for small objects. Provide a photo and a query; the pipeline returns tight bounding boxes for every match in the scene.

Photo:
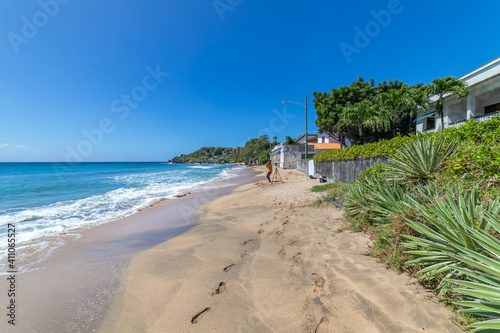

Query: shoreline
[0,166,258,333]
[0,164,247,274]
[100,167,464,332]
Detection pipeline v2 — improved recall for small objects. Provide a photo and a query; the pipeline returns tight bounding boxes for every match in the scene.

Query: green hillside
[169,147,238,164]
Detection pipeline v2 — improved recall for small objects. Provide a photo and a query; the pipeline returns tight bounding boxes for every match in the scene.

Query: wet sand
[100,167,464,333]
[0,167,258,333]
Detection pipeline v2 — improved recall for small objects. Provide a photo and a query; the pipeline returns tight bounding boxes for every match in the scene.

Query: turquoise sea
[0,162,241,270]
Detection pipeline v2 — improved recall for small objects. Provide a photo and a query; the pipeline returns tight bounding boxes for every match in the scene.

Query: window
[485,102,500,115]
[426,116,435,130]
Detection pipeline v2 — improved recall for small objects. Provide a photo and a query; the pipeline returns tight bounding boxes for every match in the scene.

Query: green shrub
[314,116,500,164]
[314,135,419,162]
[357,163,388,181]
[312,183,351,207]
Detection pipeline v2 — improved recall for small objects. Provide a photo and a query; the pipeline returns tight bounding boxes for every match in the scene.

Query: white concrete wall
[308,160,315,176]
[447,99,467,124]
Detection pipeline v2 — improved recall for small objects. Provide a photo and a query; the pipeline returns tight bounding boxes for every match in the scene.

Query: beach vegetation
[310,183,337,192]
[311,182,350,207]
[384,136,458,182]
[340,118,500,330]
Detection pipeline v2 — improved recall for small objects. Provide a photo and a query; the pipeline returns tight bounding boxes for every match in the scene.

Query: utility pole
[305,95,308,159]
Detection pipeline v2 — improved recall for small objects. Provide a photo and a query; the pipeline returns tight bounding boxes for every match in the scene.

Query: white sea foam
[0,164,242,272]
[188,165,213,169]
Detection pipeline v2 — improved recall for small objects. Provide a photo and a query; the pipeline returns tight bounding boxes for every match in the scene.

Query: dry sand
[100,167,464,333]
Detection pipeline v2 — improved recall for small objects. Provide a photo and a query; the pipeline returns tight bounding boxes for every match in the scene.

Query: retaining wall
[297,156,387,183]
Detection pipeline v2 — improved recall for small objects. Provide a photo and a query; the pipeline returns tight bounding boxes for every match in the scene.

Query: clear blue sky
[1,0,499,162]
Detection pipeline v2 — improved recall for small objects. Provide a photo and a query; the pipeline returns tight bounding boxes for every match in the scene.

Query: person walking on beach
[266,160,273,182]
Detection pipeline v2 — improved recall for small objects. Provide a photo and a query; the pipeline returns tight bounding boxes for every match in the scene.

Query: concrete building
[416,57,500,132]
[270,141,341,169]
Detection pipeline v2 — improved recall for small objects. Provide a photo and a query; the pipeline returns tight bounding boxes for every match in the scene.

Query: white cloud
[0,143,35,151]
[13,144,30,150]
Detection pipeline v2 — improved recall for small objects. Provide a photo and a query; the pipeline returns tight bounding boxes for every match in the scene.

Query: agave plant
[344,182,370,218]
[344,175,413,225]
[364,180,412,225]
[385,136,458,182]
[403,187,496,281]
[446,228,500,332]
[402,186,500,330]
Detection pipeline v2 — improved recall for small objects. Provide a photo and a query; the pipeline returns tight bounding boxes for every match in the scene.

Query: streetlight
[282,96,309,159]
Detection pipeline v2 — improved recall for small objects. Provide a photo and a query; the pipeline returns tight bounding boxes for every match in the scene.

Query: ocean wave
[0,163,242,271]
[188,165,213,169]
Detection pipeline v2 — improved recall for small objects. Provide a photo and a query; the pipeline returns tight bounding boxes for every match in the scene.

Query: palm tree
[408,86,430,132]
[427,76,469,130]
[339,100,390,144]
[378,86,431,137]
[378,86,413,137]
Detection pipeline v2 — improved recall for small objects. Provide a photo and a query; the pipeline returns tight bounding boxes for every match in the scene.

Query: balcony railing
[474,113,499,123]
[446,113,498,129]
[449,121,465,128]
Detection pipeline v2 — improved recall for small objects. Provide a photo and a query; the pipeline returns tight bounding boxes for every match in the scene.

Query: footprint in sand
[242,239,254,246]
[191,307,211,324]
[224,216,237,222]
[240,251,247,258]
[278,246,286,259]
[337,242,351,250]
[258,229,264,234]
[223,264,235,272]
[212,281,226,295]
[314,316,330,333]
[312,273,326,288]
[293,252,302,265]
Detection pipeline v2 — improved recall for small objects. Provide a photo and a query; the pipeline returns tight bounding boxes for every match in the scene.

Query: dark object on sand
[309,175,317,179]
[319,176,327,183]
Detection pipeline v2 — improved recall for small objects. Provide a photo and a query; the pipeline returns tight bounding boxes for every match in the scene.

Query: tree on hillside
[239,135,278,164]
[427,76,469,130]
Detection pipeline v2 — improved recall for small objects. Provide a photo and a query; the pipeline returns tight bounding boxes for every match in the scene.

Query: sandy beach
[0,167,258,333]
[100,166,463,333]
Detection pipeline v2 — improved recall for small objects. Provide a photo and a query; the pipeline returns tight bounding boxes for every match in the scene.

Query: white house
[416,57,500,132]
[296,133,340,144]
[270,133,342,169]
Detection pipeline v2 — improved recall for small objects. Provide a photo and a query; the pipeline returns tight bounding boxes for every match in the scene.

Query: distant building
[270,133,342,169]
[416,57,500,132]
[295,133,340,144]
